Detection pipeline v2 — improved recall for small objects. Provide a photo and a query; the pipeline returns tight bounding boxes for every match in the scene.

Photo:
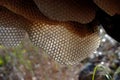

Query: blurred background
[0,26,120,80]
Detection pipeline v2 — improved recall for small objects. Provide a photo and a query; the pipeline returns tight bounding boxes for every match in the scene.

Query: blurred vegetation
[0,37,81,80]
[79,27,120,80]
[92,64,112,80]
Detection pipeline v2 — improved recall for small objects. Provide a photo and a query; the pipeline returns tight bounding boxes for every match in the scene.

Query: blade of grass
[92,64,112,80]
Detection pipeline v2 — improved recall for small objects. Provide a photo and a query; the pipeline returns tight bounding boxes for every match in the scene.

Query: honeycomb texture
[1,0,47,21]
[0,0,102,65]
[0,7,28,47]
[33,0,96,24]
[27,21,100,65]
[94,0,120,16]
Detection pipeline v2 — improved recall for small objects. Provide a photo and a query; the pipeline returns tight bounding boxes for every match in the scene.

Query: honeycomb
[0,0,102,65]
